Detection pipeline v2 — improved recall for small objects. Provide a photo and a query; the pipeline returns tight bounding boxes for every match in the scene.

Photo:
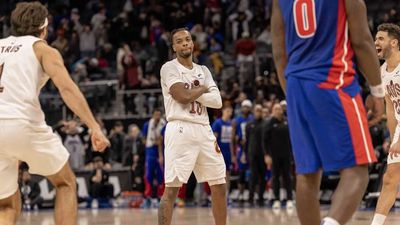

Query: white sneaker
[91,199,99,209]
[286,200,294,210]
[272,200,281,210]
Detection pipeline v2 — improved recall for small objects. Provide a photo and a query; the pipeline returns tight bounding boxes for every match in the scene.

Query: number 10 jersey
[160,58,216,125]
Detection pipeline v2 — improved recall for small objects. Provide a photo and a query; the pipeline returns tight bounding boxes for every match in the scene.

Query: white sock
[371,213,386,225]
[321,217,340,225]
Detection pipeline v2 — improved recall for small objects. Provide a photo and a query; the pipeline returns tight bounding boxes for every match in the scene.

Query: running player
[272,0,384,225]
[371,23,400,225]
[0,2,109,225]
[158,27,226,225]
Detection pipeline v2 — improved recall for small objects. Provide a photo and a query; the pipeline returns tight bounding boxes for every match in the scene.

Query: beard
[178,49,192,58]
[380,46,392,60]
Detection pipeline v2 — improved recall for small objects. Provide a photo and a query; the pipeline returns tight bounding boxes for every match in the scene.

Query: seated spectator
[19,169,43,210]
[89,157,114,205]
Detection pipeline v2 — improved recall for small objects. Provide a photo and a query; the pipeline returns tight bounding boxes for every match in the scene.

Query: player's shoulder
[160,59,179,74]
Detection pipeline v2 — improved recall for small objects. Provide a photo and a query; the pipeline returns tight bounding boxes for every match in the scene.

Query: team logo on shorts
[214,141,221,153]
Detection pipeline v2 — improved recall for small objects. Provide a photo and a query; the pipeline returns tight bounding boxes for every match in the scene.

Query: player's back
[279,0,357,89]
[0,35,48,124]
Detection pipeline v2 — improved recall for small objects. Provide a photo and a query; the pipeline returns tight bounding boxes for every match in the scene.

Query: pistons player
[158,27,226,225]
[371,23,400,225]
[272,0,384,225]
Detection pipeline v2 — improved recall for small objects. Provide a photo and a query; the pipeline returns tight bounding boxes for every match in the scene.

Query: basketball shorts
[286,76,376,174]
[164,120,226,187]
[388,125,400,164]
[0,120,69,199]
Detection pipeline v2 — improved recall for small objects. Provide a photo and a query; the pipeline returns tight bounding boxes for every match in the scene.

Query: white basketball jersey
[0,35,48,124]
[160,59,215,125]
[382,62,400,123]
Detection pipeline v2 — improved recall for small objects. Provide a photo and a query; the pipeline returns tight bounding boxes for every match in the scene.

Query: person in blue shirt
[142,109,166,206]
[212,104,234,195]
[231,99,253,203]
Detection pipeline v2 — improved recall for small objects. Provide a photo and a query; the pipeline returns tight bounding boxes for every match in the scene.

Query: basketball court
[15,208,400,225]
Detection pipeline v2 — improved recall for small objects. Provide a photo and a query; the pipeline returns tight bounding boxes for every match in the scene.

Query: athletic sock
[321,217,340,225]
[371,213,386,225]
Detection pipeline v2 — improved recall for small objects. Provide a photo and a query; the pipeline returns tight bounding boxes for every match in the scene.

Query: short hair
[11,2,48,37]
[377,23,400,46]
[114,121,123,127]
[170,27,190,44]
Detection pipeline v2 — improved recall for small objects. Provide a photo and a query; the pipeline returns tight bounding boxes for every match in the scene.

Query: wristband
[370,83,385,98]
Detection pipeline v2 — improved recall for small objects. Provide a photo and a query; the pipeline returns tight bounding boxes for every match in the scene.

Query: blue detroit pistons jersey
[279,0,358,90]
[212,118,232,153]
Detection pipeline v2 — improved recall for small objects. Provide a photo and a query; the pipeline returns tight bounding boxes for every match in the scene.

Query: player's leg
[286,77,323,225]
[308,89,376,225]
[371,162,400,225]
[46,162,77,225]
[209,180,227,225]
[323,165,369,224]
[158,182,180,225]
[0,190,21,225]
[296,171,323,225]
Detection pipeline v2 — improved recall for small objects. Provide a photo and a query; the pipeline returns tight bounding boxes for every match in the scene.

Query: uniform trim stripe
[338,90,376,164]
[319,0,355,89]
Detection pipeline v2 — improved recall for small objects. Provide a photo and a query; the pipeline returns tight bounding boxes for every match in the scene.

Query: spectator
[244,104,268,206]
[80,24,96,58]
[108,121,126,165]
[19,170,43,210]
[263,103,294,210]
[51,29,69,56]
[89,156,114,206]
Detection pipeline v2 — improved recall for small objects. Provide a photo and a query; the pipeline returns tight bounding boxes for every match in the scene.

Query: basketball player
[212,104,234,195]
[371,23,400,225]
[272,0,384,225]
[158,27,226,225]
[0,2,110,225]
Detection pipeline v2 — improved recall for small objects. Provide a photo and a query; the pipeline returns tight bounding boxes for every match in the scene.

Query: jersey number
[293,0,317,38]
[0,63,4,92]
[189,102,203,115]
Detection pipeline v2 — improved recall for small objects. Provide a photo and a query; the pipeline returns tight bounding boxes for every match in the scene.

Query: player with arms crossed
[371,23,400,225]
[0,2,110,225]
[272,0,384,225]
[158,27,226,225]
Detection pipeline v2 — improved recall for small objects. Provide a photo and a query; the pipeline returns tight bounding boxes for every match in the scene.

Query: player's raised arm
[271,0,287,95]
[196,66,222,109]
[34,41,109,151]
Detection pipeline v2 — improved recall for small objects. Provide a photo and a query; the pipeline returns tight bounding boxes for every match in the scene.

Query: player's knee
[382,171,400,187]
[162,188,179,201]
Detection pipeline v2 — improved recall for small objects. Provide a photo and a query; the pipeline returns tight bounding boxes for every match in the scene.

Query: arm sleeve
[196,66,222,109]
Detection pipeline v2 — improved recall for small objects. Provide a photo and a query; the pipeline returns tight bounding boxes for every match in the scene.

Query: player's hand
[389,141,400,160]
[91,128,110,152]
[240,154,246,164]
[367,95,384,126]
[264,155,272,170]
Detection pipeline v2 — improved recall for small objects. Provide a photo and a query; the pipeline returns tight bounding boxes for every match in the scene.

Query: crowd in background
[0,0,395,209]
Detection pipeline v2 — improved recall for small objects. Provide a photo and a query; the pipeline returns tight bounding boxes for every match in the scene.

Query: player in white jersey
[158,28,226,225]
[371,23,400,225]
[0,2,110,225]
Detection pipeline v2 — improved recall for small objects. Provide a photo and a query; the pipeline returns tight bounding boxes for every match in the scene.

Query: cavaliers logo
[214,141,221,153]
[193,79,200,87]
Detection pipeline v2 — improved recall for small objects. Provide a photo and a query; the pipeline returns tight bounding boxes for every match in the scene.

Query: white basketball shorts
[0,119,69,199]
[164,120,226,187]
